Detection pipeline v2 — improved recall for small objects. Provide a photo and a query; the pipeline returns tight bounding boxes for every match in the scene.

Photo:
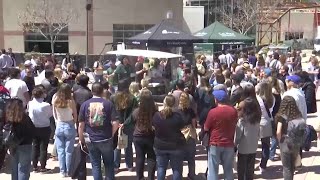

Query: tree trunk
[50,40,55,54]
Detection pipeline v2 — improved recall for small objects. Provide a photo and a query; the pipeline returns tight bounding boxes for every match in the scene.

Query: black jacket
[301,81,317,114]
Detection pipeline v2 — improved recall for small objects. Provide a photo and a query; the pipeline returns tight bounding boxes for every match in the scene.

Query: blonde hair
[161,95,175,119]
[54,83,72,108]
[129,82,140,97]
[6,99,24,123]
[67,63,73,72]
[141,79,149,89]
[256,80,274,109]
[54,68,63,80]
[115,92,131,111]
[178,92,190,111]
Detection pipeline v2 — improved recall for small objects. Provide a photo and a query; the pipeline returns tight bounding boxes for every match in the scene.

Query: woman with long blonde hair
[153,95,187,180]
[5,99,35,180]
[52,83,77,177]
[256,80,275,172]
[179,92,197,179]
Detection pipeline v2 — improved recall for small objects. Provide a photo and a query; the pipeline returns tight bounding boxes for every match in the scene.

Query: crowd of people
[0,47,319,180]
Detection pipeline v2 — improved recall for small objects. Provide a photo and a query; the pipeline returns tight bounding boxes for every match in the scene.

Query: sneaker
[259,167,266,173]
[40,168,52,174]
[127,167,134,172]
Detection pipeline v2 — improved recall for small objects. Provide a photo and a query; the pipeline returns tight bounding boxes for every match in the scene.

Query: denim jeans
[55,121,76,174]
[32,126,51,169]
[11,144,32,180]
[133,136,156,180]
[184,138,196,179]
[154,148,184,180]
[207,146,234,180]
[114,129,133,169]
[260,137,270,169]
[237,153,256,180]
[280,144,299,180]
[269,136,279,160]
[87,138,115,180]
[94,74,104,83]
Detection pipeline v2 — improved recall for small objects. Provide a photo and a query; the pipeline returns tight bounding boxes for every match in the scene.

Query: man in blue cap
[204,90,238,180]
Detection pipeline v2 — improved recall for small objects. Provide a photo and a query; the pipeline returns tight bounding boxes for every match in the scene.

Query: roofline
[261,5,320,25]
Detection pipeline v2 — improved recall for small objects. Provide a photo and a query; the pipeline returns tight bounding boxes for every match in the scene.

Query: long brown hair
[136,89,157,132]
[161,95,175,119]
[114,91,131,111]
[178,92,190,111]
[275,96,302,123]
[256,80,274,109]
[54,83,72,108]
[6,99,24,123]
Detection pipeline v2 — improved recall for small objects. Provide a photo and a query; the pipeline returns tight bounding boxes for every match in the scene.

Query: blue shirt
[78,97,116,142]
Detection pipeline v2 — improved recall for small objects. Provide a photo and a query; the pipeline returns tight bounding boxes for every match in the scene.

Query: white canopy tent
[106,49,182,59]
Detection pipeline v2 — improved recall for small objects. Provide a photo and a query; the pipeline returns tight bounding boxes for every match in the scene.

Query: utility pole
[86,0,92,68]
[231,0,234,29]
[207,0,210,26]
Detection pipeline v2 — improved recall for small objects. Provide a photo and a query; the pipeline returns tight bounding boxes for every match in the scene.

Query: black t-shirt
[135,62,143,83]
[132,108,155,137]
[152,111,187,150]
[74,86,93,113]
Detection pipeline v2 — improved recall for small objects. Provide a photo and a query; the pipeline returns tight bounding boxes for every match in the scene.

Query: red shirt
[204,105,238,147]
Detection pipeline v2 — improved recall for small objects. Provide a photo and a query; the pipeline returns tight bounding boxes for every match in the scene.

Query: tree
[216,0,284,35]
[18,0,78,54]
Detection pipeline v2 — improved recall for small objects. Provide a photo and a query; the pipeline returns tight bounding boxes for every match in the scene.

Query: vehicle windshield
[315,39,320,45]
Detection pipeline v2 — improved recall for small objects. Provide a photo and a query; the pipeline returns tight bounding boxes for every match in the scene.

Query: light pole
[231,0,234,30]
[86,0,92,69]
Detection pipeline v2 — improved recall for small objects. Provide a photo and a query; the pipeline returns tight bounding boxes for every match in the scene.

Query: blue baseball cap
[286,75,301,84]
[264,68,272,77]
[212,90,228,102]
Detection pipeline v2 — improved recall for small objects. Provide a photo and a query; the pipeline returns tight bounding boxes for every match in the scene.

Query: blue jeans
[94,74,104,83]
[87,139,115,180]
[207,145,234,180]
[114,129,133,169]
[269,136,278,160]
[260,137,270,169]
[154,148,184,180]
[11,144,32,180]
[55,121,76,174]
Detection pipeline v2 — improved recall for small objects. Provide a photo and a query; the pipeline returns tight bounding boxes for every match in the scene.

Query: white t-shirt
[5,79,29,106]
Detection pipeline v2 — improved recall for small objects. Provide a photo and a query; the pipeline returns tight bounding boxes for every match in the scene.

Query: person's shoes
[259,167,266,173]
[39,168,52,174]
[60,173,67,178]
[127,167,134,172]
[33,167,39,173]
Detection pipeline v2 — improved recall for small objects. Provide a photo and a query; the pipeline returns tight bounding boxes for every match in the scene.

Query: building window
[113,24,154,43]
[24,23,69,53]
[285,32,304,40]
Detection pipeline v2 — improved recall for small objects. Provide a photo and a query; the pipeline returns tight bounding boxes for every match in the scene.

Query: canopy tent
[106,49,182,59]
[194,21,255,45]
[126,19,202,47]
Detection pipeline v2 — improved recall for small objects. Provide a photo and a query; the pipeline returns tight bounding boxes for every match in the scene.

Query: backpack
[303,125,317,151]
[282,117,306,152]
[0,91,10,149]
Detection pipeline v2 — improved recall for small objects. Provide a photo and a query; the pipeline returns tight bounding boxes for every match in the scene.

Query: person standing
[106,58,118,94]
[5,99,35,180]
[5,68,30,107]
[204,90,238,180]
[153,95,187,180]
[132,89,157,180]
[256,80,275,173]
[41,70,54,93]
[28,86,53,172]
[234,97,261,180]
[113,56,134,83]
[276,96,306,180]
[93,59,104,83]
[111,80,137,172]
[52,83,77,177]
[8,48,16,67]
[62,53,73,71]
[135,56,146,84]
[78,83,119,180]
[0,49,13,68]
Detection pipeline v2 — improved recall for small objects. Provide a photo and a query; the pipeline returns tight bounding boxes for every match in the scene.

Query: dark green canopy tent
[194,21,255,45]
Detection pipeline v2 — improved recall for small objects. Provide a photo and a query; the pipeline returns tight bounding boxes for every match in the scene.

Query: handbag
[3,123,23,154]
[181,124,197,140]
[116,127,128,149]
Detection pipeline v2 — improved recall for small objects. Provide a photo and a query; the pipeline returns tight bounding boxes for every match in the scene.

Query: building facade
[0,0,183,54]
